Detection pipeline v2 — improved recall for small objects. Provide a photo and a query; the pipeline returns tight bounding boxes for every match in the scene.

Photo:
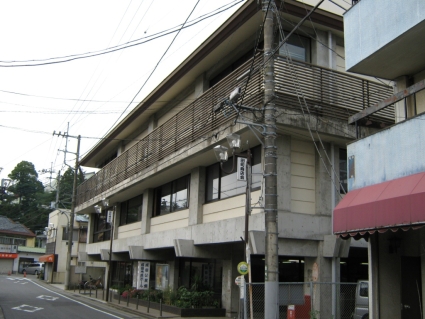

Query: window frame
[92,208,111,243]
[205,145,262,203]
[120,195,143,226]
[153,175,190,217]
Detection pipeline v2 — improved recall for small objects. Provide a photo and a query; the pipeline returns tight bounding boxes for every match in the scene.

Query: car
[22,262,44,275]
[353,280,369,319]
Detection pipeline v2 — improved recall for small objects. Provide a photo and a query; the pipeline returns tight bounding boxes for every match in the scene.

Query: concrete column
[315,142,332,216]
[222,249,243,317]
[394,76,415,122]
[311,30,330,68]
[369,233,379,319]
[168,259,179,290]
[189,167,205,226]
[194,73,208,98]
[305,243,333,318]
[277,135,291,212]
[141,189,154,234]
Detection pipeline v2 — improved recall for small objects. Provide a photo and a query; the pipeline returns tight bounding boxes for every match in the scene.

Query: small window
[153,175,190,216]
[92,209,111,243]
[279,33,310,62]
[62,228,78,241]
[120,195,143,226]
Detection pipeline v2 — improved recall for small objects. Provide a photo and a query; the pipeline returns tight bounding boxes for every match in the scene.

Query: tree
[0,161,49,232]
[7,161,44,210]
[57,167,85,209]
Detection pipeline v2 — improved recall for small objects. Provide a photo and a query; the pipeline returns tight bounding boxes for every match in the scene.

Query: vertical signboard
[137,261,150,290]
[237,157,247,181]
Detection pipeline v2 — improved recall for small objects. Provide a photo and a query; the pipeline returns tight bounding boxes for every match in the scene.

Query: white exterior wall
[348,112,425,190]
[344,0,425,72]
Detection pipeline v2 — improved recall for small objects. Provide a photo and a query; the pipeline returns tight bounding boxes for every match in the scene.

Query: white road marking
[37,295,59,301]
[12,304,43,313]
[28,279,124,319]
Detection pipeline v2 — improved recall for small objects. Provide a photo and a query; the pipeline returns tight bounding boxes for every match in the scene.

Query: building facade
[334,0,425,318]
[75,0,393,316]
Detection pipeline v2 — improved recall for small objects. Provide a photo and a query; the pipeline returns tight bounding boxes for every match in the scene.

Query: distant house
[0,215,44,274]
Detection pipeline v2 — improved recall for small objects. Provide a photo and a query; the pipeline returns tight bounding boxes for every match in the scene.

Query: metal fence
[241,282,360,319]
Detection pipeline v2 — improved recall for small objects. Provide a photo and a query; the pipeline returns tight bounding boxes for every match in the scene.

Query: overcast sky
[0,0,248,185]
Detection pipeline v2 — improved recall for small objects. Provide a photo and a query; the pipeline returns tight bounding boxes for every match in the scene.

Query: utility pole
[55,170,61,209]
[54,131,81,290]
[263,1,279,318]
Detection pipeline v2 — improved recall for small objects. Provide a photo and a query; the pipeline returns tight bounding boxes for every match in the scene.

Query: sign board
[235,276,245,299]
[137,261,150,290]
[237,261,249,275]
[237,157,247,181]
[106,210,113,224]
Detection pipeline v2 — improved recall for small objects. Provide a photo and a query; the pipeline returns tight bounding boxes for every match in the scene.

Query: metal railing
[76,56,393,207]
[242,282,359,319]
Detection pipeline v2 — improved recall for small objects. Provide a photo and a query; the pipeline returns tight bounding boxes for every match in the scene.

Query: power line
[0,1,243,68]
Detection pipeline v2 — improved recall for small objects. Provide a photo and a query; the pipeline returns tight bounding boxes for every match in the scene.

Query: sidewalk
[45,281,229,319]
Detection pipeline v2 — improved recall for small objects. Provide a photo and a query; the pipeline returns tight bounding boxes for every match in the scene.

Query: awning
[0,253,18,259]
[39,254,55,263]
[334,172,425,238]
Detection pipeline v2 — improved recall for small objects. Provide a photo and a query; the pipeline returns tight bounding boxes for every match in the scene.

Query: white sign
[0,244,14,253]
[237,157,247,181]
[106,210,113,224]
[137,261,150,290]
[235,276,245,299]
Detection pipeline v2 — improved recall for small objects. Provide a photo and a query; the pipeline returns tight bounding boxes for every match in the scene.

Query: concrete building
[41,210,97,283]
[0,215,41,274]
[334,0,425,318]
[75,0,393,316]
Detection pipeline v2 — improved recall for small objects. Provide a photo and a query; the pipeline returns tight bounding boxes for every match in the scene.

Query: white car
[23,262,44,275]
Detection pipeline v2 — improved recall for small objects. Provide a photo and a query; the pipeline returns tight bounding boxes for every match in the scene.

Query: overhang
[334,172,425,238]
[39,254,55,263]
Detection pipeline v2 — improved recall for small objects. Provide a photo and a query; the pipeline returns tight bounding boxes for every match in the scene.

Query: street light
[214,133,253,319]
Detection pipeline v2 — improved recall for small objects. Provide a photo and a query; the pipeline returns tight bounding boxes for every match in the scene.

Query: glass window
[279,33,310,62]
[79,228,87,243]
[206,145,262,202]
[120,195,143,226]
[153,175,190,216]
[92,209,111,243]
[62,228,78,241]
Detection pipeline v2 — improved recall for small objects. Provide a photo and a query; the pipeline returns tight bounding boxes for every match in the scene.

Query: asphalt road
[0,276,139,319]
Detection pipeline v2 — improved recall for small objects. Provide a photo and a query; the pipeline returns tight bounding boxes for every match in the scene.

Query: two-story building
[75,0,393,316]
[334,0,425,318]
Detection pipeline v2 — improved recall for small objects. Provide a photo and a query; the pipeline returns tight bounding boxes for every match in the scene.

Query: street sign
[237,261,249,275]
[237,157,247,181]
[106,210,113,224]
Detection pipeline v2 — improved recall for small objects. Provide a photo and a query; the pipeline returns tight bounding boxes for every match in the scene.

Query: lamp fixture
[213,145,229,163]
[94,205,102,214]
[102,198,109,207]
[226,133,241,149]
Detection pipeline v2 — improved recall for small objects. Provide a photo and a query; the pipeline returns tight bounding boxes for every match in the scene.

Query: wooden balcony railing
[76,55,393,207]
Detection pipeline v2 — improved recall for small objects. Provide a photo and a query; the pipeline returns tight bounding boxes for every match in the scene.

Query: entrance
[401,256,422,319]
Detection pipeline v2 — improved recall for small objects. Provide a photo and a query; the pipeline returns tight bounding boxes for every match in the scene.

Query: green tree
[8,161,44,210]
[57,167,84,209]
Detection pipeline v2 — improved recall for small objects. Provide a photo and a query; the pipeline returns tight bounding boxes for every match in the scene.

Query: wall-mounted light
[102,198,110,207]
[94,205,102,214]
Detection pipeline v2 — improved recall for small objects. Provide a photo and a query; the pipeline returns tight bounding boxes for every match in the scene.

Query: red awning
[334,172,425,237]
[0,253,18,259]
[39,254,55,263]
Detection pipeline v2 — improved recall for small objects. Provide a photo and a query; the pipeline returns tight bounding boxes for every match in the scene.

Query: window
[153,175,190,216]
[79,228,87,243]
[120,195,143,226]
[62,228,78,241]
[92,209,111,243]
[206,145,262,202]
[279,33,310,62]
[339,149,347,194]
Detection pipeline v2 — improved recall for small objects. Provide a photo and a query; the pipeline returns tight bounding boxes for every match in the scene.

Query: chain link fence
[240,282,360,319]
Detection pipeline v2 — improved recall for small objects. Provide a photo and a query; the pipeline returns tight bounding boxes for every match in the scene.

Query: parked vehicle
[353,280,369,319]
[84,275,103,289]
[22,262,45,275]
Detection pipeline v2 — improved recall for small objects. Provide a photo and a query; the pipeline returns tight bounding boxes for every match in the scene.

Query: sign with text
[237,157,247,181]
[106,210,113,224]
[137,261,150,290]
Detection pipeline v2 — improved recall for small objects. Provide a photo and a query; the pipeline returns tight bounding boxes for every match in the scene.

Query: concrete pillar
[141,189,154,234]
[168,259,179,290]
[315,142,332,216]
[189,167,205,226]
[277,135,291,212]
[311,30,330,68]
[394,76,415,122]
[194,73,208,98]
[369,233,379,319]
[222,248,243,317]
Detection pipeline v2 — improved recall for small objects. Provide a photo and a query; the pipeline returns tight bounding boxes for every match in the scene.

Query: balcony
[344,0,425,79]
[76,56,393,207]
